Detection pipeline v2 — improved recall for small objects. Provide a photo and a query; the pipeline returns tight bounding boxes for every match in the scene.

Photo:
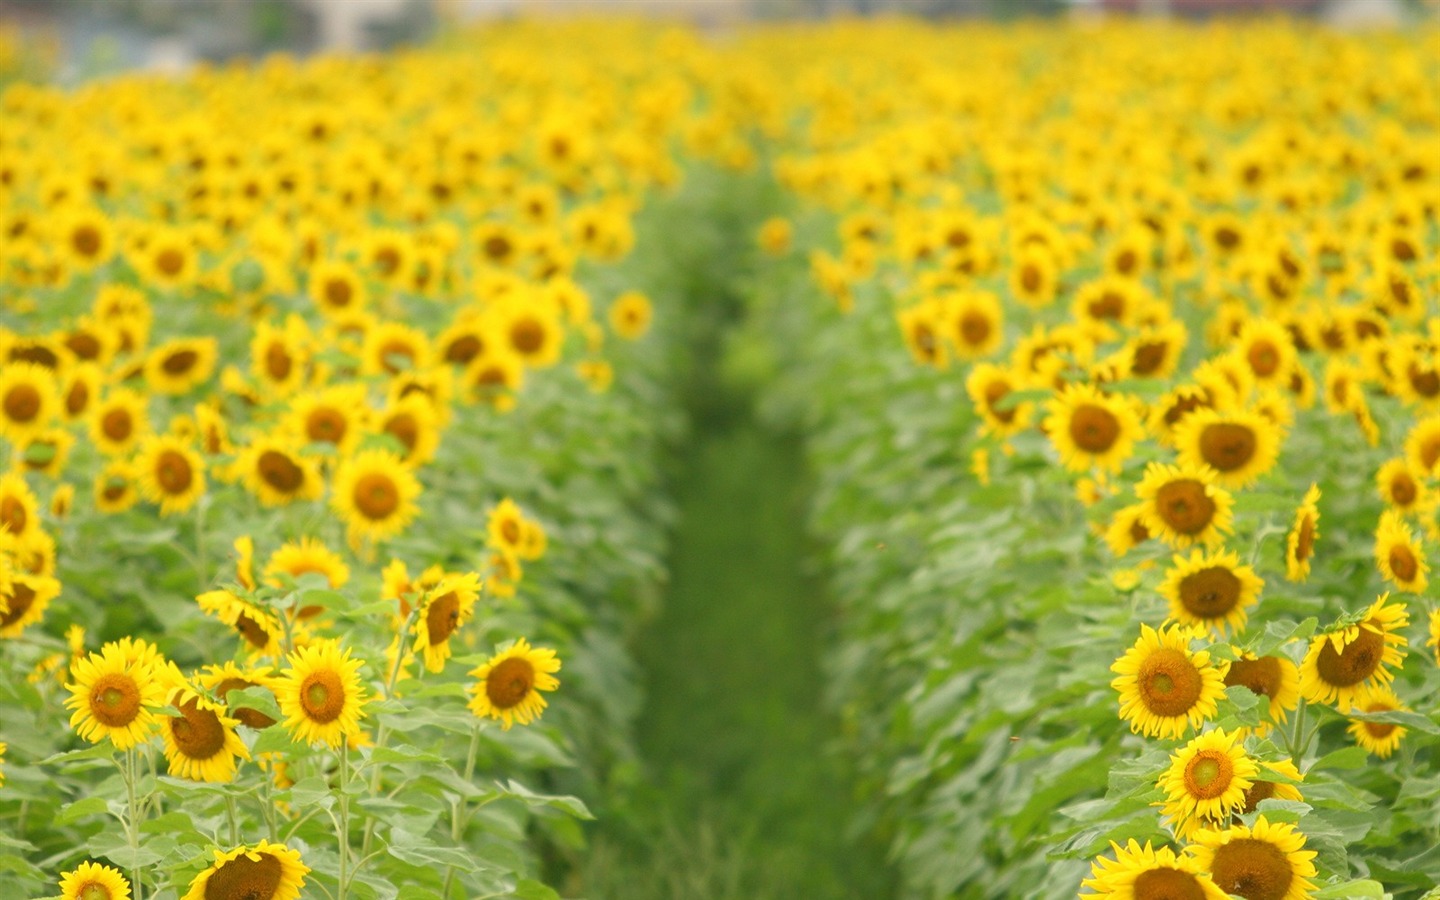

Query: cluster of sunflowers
[0,19,699,900]
[747,17,1440,900]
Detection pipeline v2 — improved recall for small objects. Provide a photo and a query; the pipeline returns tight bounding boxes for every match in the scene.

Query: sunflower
[436,316,494,369]
[1299,594,1408,711]
[1222,651,1300,733]
[1111,623,1225,740]
[330,450,421,548]
[463,350,525,412]
[197,661,281,729]
[181,841,309,900]
[59,362,102,422]
[13,427,74,478]
[308,259,367,317]
[1043,383,1144,474]
[1281,483,1321,583]
[0,469,39,538]
[1241,758,1305,814]
[486,498,528,556]
[1375,510,1429,593]
[1158,728,1258,839]
[1406,415,1440,476]
[519,519,548,562]
[485,549,523,598]
[235,435,323,508]
[0,571,60,638]
[1159,549,1263,636]
[250,317,312,398]
[502,303,564,368]
[1010,244,1058,308]
[412,572,482,673]
[1175,408,1282,489]
[361,321,432,378]
[467,637,561,730]
[285,383,368,454]
[161,683,251,782]
[65,642,165,749]
[1347,686,1408,758]
[1081,839,1228,899]
[59,861,131,900]
[89,388,150,456]
[1103,503,1153,557]
[965,363,1032,438]
[608,290,653,340]
[1149,384,1210,447]
[0,361,58,442]
[57,206,116,270]
[1375,457,1429,514]
[94,461,140,514]
[376,396,441,466]
[0,740,5,787]
[1235,319,1297,388]
[144,337,218,396]
[134,227,198,288]
[275,639,368,748]
[197,590,287,658]
[1135,462,1234,549]
[266,537,349,619]
[135,435,206,516]
[1190,816,1317,900]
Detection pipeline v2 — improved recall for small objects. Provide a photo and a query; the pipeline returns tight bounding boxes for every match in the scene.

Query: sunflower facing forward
[160,683,251,782]
[276,639,368,748]
[65,642,166,749]
[1043,383,1144,474]
[1111,623,1225,740]
[1159,548,1263,636]
[330,450,421,548]
[1135,462,1235,549]
[1347,686,1408,759]
[1158,728,1258,839]
[1374,510,1429,594]
[1189,816,1317,900]
[468,637,561,730]
[1175,407,1283,488]
[182,840,309,900]
[1299,594,1408,712]
[58,861,131,900]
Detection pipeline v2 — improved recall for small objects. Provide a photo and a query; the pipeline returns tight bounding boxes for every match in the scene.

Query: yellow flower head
[181,840,309,900]
[1042,383,1144,475]
[1158,728,1258,840]
[1347,686,1408,759]
[467,637,560,730]
[1189,815,1317,900]
[1299,594,1408,712]
[1110,623,1225,741]
[65,642,166,749]
[1135,461,1234,550]
[59,861,131,900]
[1081,839,1227,899]
[276,639,368,748]
[1159,548,1264,637]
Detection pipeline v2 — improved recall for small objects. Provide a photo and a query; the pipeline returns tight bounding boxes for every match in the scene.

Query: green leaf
[513,879,561,900]
[495,781,593,820]
[57,796,111,825]
[1313,880,1386,899]
[1349,708,1440,735]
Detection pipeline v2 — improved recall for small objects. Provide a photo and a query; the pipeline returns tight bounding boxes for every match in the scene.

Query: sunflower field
[5,11,1440,900]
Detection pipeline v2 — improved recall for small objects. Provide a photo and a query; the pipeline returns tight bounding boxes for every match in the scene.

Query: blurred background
[1,0,1435,85]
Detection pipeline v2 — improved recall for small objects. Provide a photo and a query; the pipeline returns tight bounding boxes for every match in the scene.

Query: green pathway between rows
[576,172,894,899]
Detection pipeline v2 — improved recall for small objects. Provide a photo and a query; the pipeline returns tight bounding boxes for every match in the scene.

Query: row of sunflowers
[0,20,756,900]
[742,17,1440,900]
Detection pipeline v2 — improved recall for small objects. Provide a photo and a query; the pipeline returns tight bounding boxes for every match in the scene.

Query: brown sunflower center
[1069,403,1121,454]
[379,340,415,374]
[72,225,102,257]
[1184,750,1235,799]
[1209,837,1294,900]
[258,451,304,493]
[204,851,284,900]
[324,277,353,308]
[102,408,133,442]
[305,408,347,444]
[1155,479,1216,536]
[484,235,512,261]
[384,414,419,452]
[162,350,199,376]
[1019,263,1042,292]
[0,581,36,627]
[959,313,991,346]
[1242,779,1276,813]
[1132,341,1168,376]
[3,384,41,423]
[215,677,277,729]
[67,332,102,360]
[1294,514,1316,562]
[1410,365,1440,398]
[264,344,292,382]
[1390,474,1418,507]
[1389,544,1419,583]
[235,613,271,649]
[353,473,400,520]
[485,656,535,710]
[1224,656,1281,699]
[1,495,27,533]
[155,248,185,276]
[170,697,228,760]
[89,673,143,727]
[501,519,522,545]
[1137,648,1204,717]
[444,334,483,365]
[1130,867,1208,900]
[983,379,1016,424]
[1179,566,1242,619]
[300,670,346,723]
[1362,707,1397,740]
[1199,422,1257,472]
[1248,341,1280,377]
[1315,622,1385,688]
[510,319,545,355]
[66,380,90,416]
[155,450,194,494]
[425,591,461,645]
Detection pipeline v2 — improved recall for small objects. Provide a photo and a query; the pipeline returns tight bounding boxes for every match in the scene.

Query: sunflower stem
[442,725,483,898]
[338,734,352,900]
[262,770,279,842]
[1286,699,1308,762]
[123,746,144,900]
[194,497,208,591]
[360,608,419,860]
[226,793,239,845]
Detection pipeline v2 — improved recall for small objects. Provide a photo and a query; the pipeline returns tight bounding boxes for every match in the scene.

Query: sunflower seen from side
[1159,548,1263,637]
[1240,758,1305,815]
[58,861,131,900]
[1111,623,1225,740]
[1221,651,1300,734]
[275,639,367,748]
[1284,483,1320,583]
[468,637,561,730]
[1299,594,1408,712]
[1081,839,1228,899]
[197,590,287,659]
[181,840,309,900]
[1190,816,1317,900]
[1158,728,1258,839]
[412,572,482,673]
[1346,686,1408,759]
